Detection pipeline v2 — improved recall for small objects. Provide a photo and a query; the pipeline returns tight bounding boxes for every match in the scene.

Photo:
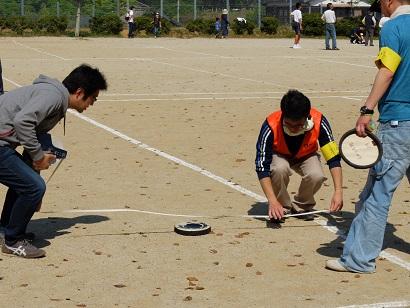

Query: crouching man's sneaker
[325,259,351,272]
[2,240,45,258]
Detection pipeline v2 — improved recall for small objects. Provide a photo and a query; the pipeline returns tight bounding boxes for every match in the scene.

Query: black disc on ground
[174,221,211,236]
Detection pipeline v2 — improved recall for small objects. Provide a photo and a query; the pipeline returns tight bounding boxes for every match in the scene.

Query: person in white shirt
[290,3,303,49]
[126,6,135,38]
[321,3,339,50]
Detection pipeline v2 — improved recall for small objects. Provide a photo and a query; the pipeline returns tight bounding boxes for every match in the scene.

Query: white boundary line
[338,300,410,308]
[102,90,369,96]
[13,40,68,61]
[67,109,267,203]
[5,45,409,273]
[97,95,367,102]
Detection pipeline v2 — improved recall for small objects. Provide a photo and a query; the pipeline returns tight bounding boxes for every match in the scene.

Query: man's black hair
[327,2,333,9]
[130,6,134,9]
[280,90,311,120]
[63,64,107,99]
[296,2,301,9]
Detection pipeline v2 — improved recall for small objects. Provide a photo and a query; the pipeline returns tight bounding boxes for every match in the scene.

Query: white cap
[222,9,228,14]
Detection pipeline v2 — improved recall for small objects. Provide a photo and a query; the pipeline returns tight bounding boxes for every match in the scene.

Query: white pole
[289,0,292,25]
[226,0,230,12]
[258,0,261,28]
[194,0,197,20]
[21,0,24,16]
[57,1,60,17]
[177,0,180,23]
[160,0,164,17]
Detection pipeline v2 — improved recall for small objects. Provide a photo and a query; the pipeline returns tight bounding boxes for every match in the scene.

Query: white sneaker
[296,44,301,48]
[292,44,297,49]
[325,259,350,272]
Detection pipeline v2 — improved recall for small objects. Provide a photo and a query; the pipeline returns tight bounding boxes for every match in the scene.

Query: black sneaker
[2,240,45,258]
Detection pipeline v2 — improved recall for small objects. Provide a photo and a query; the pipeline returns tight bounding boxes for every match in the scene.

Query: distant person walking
[321,3,339,50]
[0,59,4,95]
[152,12,161,38]
[126,6,135,38]
[362,10,376,46]
[291,2,303,49]
[221,9,229,38]
[215,17,222,38]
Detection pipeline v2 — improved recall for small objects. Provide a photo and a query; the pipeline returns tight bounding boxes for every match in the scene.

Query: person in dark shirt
[152,12,162,38]
[255,90,343,221]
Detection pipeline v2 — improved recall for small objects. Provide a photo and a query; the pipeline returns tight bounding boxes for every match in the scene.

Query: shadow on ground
[248,202,410,257]
[27,215,109,248]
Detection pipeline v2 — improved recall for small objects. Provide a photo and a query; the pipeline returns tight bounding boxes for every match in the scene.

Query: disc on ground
[174,221,211,236]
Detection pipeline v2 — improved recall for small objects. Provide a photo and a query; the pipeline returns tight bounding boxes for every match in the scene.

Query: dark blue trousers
[0,147,46,244]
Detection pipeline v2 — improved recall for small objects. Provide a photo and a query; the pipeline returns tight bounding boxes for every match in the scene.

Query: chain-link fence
[0,0,269,27]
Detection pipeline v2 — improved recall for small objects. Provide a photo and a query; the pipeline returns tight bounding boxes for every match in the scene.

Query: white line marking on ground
[12,40,68,61]
[317,58,376,69]
[338,300,410,308]
[3,77,23,87]
[97,95,367,102]
[341,96,363,101]
[102,90,369,96]
[67,109,267,203]
[147,58,293,90]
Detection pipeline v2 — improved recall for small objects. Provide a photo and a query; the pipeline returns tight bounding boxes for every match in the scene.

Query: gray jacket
[0,75,69,161]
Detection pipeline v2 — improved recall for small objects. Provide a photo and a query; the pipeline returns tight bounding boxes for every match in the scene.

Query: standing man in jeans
[362,10,377,46]
[0,65,107,258]
[127,6,135,38]
[326,0,410,273]
[321,3,339,50]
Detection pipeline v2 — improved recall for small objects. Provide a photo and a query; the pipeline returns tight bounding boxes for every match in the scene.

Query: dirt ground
[0,36,409,308]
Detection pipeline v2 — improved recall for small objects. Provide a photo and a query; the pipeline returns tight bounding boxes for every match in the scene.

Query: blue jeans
[325,24,337,49]
[340,121,410,273]
[0,147,46,244]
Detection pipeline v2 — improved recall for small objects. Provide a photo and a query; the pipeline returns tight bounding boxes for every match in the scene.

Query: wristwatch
[360,106,374,115]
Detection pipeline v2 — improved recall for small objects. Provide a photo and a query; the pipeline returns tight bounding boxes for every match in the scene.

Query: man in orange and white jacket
[255,90,343,221]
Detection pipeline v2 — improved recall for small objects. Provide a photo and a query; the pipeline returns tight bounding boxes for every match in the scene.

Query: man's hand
[356,115,372,137]
[330,189,343,212]
[268,199,285,220]
[33,153,56,171]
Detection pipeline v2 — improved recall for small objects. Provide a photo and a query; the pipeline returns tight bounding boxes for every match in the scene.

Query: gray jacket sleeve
[13,91,63,161]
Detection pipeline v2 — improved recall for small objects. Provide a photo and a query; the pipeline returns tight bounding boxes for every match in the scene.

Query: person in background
[321,3,339,50]
[362,10,377,46]
[152,12,162,38]
[126,6,135,38]
[290,2,303,49]
[215,16,222,38]
[221,9,229,38]
[255,90,343,223]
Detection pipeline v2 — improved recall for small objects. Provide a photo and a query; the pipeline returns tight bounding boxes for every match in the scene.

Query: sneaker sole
[1,245,46,258]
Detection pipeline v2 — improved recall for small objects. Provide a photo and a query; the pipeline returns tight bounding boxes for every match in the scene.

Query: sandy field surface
[0,36,409,308]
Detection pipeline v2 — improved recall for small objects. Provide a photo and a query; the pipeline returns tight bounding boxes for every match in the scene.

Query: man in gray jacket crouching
[0,64,107,258]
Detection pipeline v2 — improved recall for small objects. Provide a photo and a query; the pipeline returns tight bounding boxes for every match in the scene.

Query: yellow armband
[375,47,401,73]
[320,141,339,161]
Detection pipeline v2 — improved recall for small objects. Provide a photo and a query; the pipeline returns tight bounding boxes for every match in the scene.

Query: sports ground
[0,37,409,307]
